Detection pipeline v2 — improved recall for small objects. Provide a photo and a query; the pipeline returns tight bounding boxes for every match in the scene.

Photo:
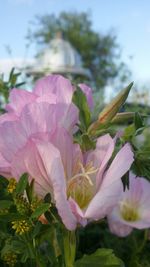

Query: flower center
[120,200,139,222]
[67,162,97,209]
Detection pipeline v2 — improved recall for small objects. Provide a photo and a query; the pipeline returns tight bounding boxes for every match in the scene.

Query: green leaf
[16,173,28,194]
[26,179,35,203]
[111,112,135,124]
[31,203,50,219]
[0,213,25,222]
[0,200,13,209]
[73,87,91,131]
[134,112,144,129]
[122,124,135,141]
[75,249,124,267]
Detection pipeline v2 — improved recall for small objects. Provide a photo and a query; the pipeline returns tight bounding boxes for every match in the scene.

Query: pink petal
[0,113,17,124]
[20,101,78,135]
[108,218,133,237]
[86,134,115,189]
[108,175,150,230]
[34,75,74,104]
[36,141,77,230]
[36,93,57,104]
[6,88,37,115]
[11,138,77,230]
[78,83,94,110]
[50,127,82,180]
[85,144,134,220]
[101,143,134,190]
[0,120,26,162]
[85,179,123,220]
[69,197,87,226]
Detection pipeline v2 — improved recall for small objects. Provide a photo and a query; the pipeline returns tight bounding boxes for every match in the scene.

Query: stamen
[71,162,98,186]
[67,162,98,209]
[120,200,139,222]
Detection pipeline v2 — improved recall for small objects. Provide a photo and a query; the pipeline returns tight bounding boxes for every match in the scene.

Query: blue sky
[0,0,150,84]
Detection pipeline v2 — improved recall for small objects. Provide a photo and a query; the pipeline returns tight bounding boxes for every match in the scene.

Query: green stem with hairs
[63,229,76,267]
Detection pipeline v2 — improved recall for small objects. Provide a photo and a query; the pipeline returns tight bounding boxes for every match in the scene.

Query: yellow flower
[7,178,17,194]
[12,220,30,235]
[3,252,17,267]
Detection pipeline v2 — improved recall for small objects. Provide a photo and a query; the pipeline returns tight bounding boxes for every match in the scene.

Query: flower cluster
[0,74,150,238]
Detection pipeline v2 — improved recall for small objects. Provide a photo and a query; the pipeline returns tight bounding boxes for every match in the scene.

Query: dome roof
[27,35,90,78]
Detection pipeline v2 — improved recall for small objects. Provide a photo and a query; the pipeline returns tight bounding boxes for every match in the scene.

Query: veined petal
[11,138,77,230]
[0,120,26,162]
[6,88,37,115]
[36,141,77,230]
[85,179,122,220]
[101,143,134,190]
[86,134,115,189]
[69,197,87,227]
[34,75,74,104]
[50,127,82,180]
[20,101,78,135]
[85,144,134,220]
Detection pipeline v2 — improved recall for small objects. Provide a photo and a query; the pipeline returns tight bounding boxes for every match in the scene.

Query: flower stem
[63,229,76,267]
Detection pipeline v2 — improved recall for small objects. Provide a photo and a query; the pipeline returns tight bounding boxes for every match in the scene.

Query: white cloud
[0,58,35,75]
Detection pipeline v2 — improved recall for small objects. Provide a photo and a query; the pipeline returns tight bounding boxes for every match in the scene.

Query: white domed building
[26,33,91,81]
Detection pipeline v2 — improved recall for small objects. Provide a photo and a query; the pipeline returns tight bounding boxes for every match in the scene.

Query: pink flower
[3,74,93,121]
[0,98,133,230]
[6,75,74,115]
[108,173,150,237]
[0,75,133,230]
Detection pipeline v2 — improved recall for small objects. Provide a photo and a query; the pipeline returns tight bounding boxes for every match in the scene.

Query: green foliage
[0,68,25,112]
[75,249,124,267]
[15,173,28,195]
[31,203,50,219]
[27,11,131,89]
[73,86,91,131]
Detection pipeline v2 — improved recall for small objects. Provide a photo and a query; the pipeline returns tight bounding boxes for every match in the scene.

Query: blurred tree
[27,11,131,91]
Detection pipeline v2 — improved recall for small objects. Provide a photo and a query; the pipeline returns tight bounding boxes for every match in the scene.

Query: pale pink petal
[50,127,82,180]
[107,205,134,236]
[36,141,77,230]
[55,103,79,132]
[85,144,134,220]
[20,102,78,135]
[11,139,52,195]
[78,83,94,110]
[0,113,17,124]
[11,138,77,230]
[69,197,87,227]
[108,175,150,231]
[108,218,133,237]
[0,120,26,162]
[6,88,37,115]
[36,93,57,104]
[34,75,74,104]
[101,143,134,190]
[86,134,115,189]
[125,176,150,229]
[85,179,123,220]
